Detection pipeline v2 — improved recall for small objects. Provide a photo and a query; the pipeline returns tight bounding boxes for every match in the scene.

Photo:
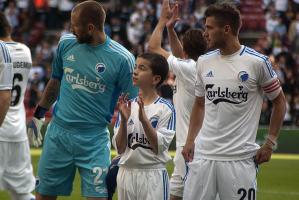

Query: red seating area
[240,0,266,31]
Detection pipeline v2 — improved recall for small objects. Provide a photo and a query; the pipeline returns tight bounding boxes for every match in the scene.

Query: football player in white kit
[182,3,286,200]
[147,1,207,199]
[113,53,175,200]
[0,12,36,200]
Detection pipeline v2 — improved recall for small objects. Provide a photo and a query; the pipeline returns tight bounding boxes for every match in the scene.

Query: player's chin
[132,77,138,86]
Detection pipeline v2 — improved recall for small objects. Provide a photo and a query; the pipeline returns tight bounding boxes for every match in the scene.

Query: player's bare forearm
[186,96,205,143]
[115,120,128,154]
[38,78,60,109]
[167,26,184,58]
[0,90,11,126]
[140,118,158,154]
[267,91,286,141]
[147,20,170,59]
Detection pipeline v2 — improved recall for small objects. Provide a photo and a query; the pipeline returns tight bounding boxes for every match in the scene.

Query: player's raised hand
[166,2,180,29]
[182,140,195,162]
[117,93,131,122]
[137,95,147,123]
[160,0,171,23]
[255,141,273,164]
[27,117,45,147]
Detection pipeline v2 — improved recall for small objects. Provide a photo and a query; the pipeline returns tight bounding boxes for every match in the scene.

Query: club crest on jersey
[150,115,159,128]
[95,63,106,73]
[238,71,249,82]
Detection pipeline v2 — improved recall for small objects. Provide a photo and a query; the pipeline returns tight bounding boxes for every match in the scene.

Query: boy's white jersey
[0,42,32,142]
[113,97,175,169]
[194,46,281,161]
[167,55,196,147]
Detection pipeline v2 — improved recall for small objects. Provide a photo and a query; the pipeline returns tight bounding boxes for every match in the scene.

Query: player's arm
[37,78,60,110]
[255,58,286,164]
[114,94,131,154]
[147,0,171,59]
[166,3,184,58]
[182,96,205,162]
[115,119,128,154]
[255,91,286,164]
[0,90,11,126]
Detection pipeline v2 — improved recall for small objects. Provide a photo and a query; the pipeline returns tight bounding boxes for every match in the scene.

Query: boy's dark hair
[0,12,11,38]
[138,53,169,88]
[182,29,207,61]
[73,0,106,31]
[204,2,241,36]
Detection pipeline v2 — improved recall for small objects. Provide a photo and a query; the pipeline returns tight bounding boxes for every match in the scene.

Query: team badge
[150,115,159,128]
[238,71,249,82]
[95,63,106,73]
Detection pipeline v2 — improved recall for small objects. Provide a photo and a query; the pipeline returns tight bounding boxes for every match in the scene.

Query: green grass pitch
[0,152,298,200]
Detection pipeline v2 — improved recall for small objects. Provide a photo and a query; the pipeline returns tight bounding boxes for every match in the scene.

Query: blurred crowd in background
[1,0,299,126]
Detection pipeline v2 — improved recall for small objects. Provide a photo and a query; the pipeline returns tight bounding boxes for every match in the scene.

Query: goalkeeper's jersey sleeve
[51,34,138,131]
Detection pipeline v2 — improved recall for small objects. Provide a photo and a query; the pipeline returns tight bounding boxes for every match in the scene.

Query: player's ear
[87,23,95,32]
[153,75,161,86]
[224,25,230,34]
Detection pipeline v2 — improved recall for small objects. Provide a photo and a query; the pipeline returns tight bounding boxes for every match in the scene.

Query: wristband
[34,105,48,119]
[264,135,278,151]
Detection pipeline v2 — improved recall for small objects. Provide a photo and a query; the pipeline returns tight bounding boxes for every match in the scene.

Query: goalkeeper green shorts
[35,121,111,197]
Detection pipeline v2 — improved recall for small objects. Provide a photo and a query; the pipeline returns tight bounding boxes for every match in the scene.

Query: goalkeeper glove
[27,105,48,147]
[27,117,45,147]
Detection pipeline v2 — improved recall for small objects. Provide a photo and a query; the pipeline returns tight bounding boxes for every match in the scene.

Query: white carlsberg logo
[64,67,106,93]
[66,54,75,62]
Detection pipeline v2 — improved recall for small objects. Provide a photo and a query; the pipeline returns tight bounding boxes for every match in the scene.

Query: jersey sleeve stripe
[244,49,274,77]
[110,41,135,73]
[0,42,11,63]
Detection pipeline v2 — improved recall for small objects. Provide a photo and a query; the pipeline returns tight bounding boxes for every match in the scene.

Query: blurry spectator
[58,0,73,24]
[28,64,45,108]
[288,13,299,52]
[4,1,19,31]
[127,6,144,45]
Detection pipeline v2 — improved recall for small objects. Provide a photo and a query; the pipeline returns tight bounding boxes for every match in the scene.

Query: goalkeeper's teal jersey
[51,34,137,131]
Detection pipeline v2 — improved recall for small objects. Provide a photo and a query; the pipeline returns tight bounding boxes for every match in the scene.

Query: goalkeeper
[27,1,137,200]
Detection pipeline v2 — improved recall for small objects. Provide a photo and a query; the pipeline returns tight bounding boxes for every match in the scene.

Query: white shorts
[169,146,187,197]
[117,166,169,200]
[183,158,257,200]
[0,140,35,193]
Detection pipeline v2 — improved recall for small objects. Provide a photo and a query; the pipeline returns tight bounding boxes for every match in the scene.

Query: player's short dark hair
[73,0,106,31]
[0,12,11,37]
[204,2,241,36]
[182,29,207,61]
[138,53,169,88]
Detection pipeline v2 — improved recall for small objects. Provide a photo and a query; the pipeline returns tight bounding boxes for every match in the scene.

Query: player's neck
[0,36,13,42]
[90,32,106,46]
[139,89,158,106]
[219,38,241,55]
